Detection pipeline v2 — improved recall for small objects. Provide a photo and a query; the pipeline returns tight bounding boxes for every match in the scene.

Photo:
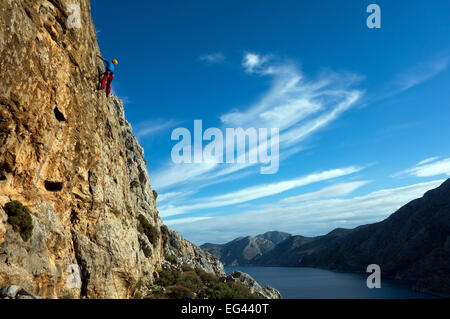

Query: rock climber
[97,54,118,97]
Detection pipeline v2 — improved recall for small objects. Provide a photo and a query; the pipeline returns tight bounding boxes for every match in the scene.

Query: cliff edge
[0,0,240,299]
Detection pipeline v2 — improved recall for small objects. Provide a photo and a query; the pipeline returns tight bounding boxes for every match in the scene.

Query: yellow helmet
[112,59,118,65]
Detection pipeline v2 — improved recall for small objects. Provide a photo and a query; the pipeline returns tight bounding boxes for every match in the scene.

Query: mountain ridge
[202,179,450,296]
[201,231,292,266]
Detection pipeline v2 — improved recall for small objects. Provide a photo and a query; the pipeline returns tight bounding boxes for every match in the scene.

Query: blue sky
[91,0,450,245]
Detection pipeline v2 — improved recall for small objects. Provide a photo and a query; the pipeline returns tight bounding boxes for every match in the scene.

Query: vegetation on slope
[137,265,261,299]
[4,200,33,242]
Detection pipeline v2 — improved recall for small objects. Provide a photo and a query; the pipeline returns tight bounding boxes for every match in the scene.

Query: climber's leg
[101,72,109,89]
[106,73,114,96]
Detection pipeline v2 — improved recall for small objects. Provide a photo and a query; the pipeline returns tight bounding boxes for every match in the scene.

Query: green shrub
[4,200,33,242]
[196,268,219,283]
[181,264,194,272]
[145,286,165,299]
[178,271,203,291]
[156,269,180,287]
[137,214,158,246]
[226,281,261,299]
[204,281,231,299]
[164,253,177,265]
[160,225,169,247]
[152,268,260,299]
[166,285,193,299]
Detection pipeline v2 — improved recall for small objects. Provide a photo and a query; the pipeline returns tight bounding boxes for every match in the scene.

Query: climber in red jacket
[97,54,118,97]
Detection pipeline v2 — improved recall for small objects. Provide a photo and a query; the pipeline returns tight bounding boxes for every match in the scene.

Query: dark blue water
[225,266,435,299]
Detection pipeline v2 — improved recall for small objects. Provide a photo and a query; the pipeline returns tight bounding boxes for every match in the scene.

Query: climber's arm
[97,55,110,71]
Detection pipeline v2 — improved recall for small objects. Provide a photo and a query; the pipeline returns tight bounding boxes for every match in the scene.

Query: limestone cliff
[0,0,225,299]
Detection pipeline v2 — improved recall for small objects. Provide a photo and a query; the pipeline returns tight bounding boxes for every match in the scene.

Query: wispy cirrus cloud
[152,52,363,191]
[164,216,213,226]
[159,165,365,217]
[156,190,198,204]
[374,54,450,102]
[168,179,444,245]
[394,56,449,92]
[282,180,369,203]
[394,157,450,178]
[199,52,226,64]
[417,156,440,166]
[134,119,181,140]
[152,162,218,190]
[222,53,363,148]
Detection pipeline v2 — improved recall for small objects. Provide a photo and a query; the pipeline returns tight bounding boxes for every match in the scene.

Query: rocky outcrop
[0,0,228,299]
[226,271,281,299]
[0,285,42,299]
[201,231,292,266]
[164,229,226,277]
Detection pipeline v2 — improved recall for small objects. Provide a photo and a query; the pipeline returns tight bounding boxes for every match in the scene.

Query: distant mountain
[202,179,450,296]
[251,228,352,266]
[296,179,450,296]
[201,231,292,266]
[259,231,293,244]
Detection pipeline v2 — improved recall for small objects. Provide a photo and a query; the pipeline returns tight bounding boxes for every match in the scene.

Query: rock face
[201,231,292,266]
[0,0,226,299]
[226,271,281,299]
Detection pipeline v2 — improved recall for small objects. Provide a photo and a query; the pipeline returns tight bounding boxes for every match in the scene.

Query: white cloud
[279,90,361,147]
[223,55,363,149]
[135,119,180,139]
[164,216,213,226]
[395,157,450,178]
[394,56,449,92]
[242,53,264,73]
[282,180,369,203]
[156,191,197,203]
[156,192,182,203]
[170,180,445,245]
[200,53,226,64]
[417,157,440,166]
[151,53,362,194]
[374,55,450,101]
[159,165,364,217]
[152,162,218,190]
